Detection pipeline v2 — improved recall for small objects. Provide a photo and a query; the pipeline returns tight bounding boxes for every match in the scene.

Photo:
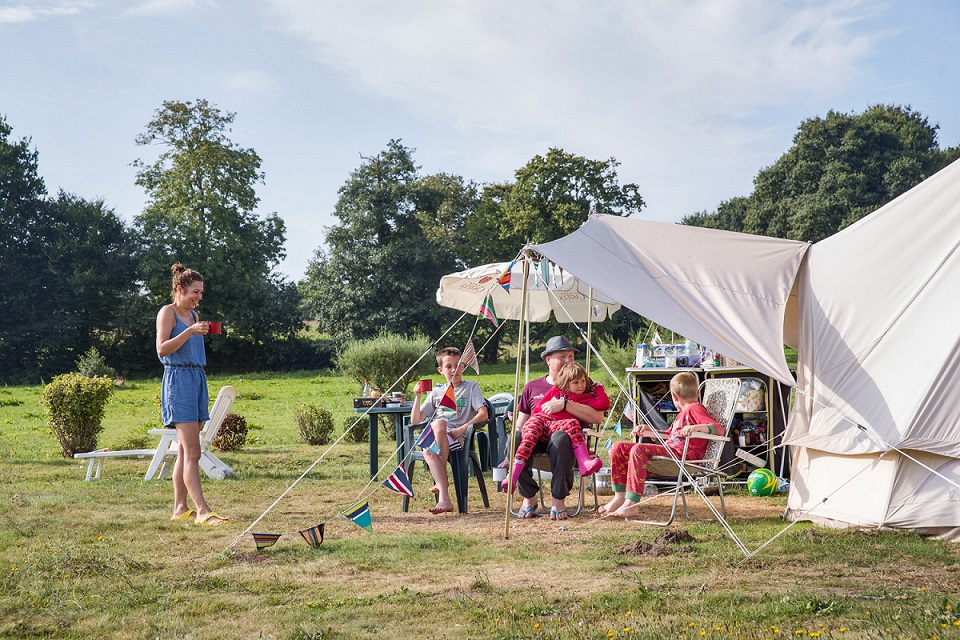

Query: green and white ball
[747,468,777,496]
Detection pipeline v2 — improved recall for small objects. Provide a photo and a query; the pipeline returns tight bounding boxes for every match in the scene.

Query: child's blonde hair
[670,371,699,401]
[555,362,593,393]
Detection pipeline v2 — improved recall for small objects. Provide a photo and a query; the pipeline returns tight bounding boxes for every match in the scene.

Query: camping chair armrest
[688,432,727,442]
[583,427,603,439]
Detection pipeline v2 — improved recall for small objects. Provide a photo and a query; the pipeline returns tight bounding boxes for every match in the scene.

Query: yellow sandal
[196,512,233,525]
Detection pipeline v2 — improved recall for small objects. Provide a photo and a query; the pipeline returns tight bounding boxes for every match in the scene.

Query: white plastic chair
[74,386,237,481]
[144,385,238,480]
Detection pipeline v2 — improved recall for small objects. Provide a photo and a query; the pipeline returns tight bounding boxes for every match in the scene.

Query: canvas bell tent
[532,157,960,540]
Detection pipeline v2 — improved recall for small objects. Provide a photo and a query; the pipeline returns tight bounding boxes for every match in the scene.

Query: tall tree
[494,148,645,250]
[301,140,465,339]
[132,99,293,358]
[1,118,144,380]
[686,105,960,241]
[0,116,52,379]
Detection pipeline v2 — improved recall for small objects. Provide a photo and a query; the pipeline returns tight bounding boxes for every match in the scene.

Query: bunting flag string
[252,532,282,551]
[613,420,623,438]
[496,260,513,293]
[382,464,415,497]
[603,436,613,451]
[343,500,373,532]
[299,523,325,548]
[461,339,480,374]
[479,294,499,327]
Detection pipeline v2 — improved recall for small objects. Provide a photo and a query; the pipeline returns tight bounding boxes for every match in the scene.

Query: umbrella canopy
[436,259,621,323]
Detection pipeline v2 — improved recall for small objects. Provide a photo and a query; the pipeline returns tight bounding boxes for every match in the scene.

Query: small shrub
[76,347,117,380]
[213,413,248,451]
[114,430,151,451]
[337,333,433,397]
[343,415,368,443]
[41,373,114,457]
[296,404,335,446]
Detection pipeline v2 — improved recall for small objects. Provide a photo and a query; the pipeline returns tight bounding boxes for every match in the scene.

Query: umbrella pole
[504,259,530,539]
[586,286,594,376]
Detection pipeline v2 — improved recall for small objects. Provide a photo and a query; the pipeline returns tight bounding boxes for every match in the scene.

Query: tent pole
[504,257,530,539]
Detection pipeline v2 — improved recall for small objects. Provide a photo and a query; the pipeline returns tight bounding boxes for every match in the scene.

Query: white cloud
[263,0,886,217]
[122,0,215,18]
[220,69,279,96]
[0,2,86,24]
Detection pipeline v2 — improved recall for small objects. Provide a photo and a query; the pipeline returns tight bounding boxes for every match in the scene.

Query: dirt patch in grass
[616,528,696,556]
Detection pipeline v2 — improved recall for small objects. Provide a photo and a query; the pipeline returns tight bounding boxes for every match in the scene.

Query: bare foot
[428,502,454,515]
[610,502,640,519]
[429,485,440,495]
[598,495,625,516]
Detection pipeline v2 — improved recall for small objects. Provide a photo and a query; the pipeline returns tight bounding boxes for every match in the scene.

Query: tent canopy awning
[532,215,809,386]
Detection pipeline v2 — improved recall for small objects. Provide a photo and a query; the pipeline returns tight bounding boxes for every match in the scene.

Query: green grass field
[1,367,958,639]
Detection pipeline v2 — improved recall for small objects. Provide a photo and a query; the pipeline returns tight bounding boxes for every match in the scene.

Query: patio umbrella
[436,259,621,323]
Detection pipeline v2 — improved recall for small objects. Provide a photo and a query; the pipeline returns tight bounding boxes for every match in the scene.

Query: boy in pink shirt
[600,371,721,519]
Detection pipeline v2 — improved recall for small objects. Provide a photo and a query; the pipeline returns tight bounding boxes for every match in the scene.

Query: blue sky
[2,0,958,281]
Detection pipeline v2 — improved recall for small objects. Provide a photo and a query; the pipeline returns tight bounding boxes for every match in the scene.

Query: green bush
[213,413,248,452]
[337,333,433,396]
[295,404,334,446]
[343,415,368,443]
[41,373,114,457]
[76,347,117,379]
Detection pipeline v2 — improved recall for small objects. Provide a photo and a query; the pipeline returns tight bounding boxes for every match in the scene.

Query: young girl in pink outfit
[502,362,609,492]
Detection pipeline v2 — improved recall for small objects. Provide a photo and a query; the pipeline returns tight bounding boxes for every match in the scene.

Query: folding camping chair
[632,377,740,526]
[508,426,602,518]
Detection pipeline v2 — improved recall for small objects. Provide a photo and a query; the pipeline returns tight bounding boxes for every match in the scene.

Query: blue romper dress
[160,307,211,426]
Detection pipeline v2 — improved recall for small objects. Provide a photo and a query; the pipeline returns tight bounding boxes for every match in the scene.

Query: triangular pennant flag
[415,424,435,448]
[623,400,636,424]
[497,261,513,293]
[604,437,613,451]
[540,259,551,287]
[252,532,282,551]
[299,523,325,548]
[460,339,480,375]
[343,500,373,533]
[414,424,441,455]
[439,382,457,411]
[382,464,415,497]
[479,294,499,327]
[614,421,623,437]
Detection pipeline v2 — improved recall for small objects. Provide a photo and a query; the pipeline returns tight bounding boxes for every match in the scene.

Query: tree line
[2,102,955,383]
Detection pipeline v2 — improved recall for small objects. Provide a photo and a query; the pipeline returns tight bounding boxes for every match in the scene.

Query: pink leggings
[609,441,681,500]
[514,415,585,465]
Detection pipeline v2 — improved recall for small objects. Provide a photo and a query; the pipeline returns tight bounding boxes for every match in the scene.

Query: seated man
[411,346,488,514]
[511,336,606,521]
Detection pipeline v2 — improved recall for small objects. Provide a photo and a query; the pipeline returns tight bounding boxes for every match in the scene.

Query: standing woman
[157,263,232,525]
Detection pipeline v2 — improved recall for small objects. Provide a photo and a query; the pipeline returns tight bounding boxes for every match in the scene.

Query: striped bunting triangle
[382,464,414,497]
[343,500,373,533]
[252,532,282,551]
[298,523,325,548]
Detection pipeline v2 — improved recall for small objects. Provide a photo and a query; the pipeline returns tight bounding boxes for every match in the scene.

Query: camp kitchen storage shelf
[626,365,793,483]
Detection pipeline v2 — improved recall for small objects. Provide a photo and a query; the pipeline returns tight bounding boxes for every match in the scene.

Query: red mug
[207,321,222,336]
[418,379,433,393]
